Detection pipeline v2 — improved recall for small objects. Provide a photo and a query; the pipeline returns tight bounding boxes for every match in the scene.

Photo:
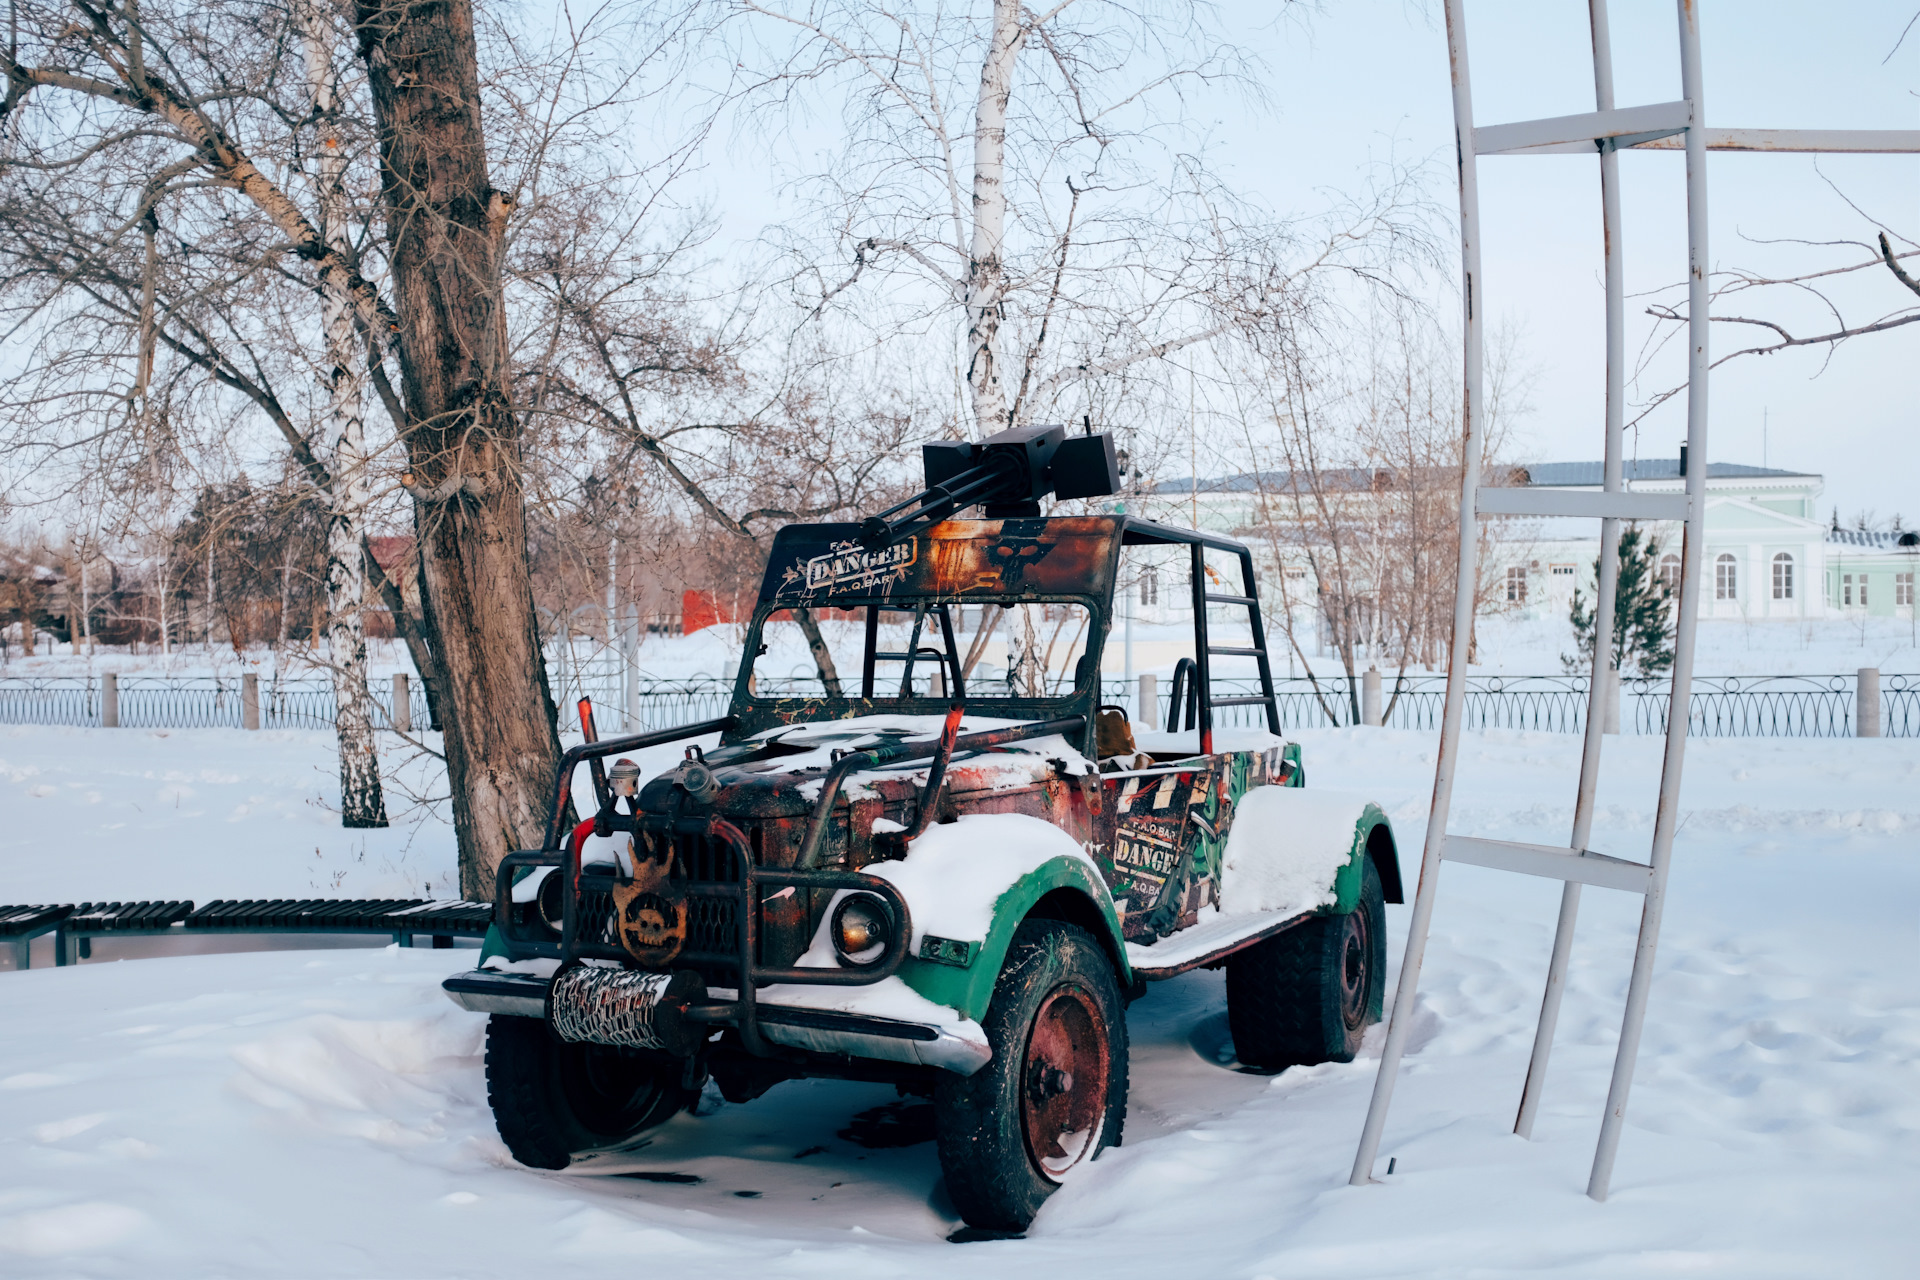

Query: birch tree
[0,0,737,893]
[300,0,386,828]
[728,0,1405,441]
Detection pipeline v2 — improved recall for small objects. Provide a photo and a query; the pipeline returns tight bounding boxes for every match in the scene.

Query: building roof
[1518,460,1817,486]
[1147,467,1414,496]
[1150,459,1818,496]
[1826,527,1920,550]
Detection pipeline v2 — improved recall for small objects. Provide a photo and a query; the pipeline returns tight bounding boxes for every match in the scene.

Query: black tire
[934,920,1128,1233]
[1227,857,1386,1070]
[484,1014,691,1170]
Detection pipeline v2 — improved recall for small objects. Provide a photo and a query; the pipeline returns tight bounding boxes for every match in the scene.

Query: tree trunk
[304,0,387,829]
[278,540,294,648]
[794,608,844,697]
[362,537,445,731]
[158,554,172,660]
[963,0,1025,435]
[357,0,559,899]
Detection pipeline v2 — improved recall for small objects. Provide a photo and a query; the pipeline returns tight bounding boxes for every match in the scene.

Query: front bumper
[441,968,990,1076]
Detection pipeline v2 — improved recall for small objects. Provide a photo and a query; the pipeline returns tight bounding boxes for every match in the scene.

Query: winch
[547,965,707,1055]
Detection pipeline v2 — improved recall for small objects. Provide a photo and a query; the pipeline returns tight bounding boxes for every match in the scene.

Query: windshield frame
[726,592,1107,746]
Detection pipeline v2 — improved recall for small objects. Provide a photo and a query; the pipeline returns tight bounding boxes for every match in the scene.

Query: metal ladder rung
[1202,592,1258,606]
[1475,99,1690,154]
[1442,836,1653,895]
[1206,645,1264,658]
[1208,695,1273,709]
[1478,489,1688,521]
[1615,127,1920,154]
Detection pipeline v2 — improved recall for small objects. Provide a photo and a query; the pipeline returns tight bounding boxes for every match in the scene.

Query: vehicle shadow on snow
[542,970,1319,1241]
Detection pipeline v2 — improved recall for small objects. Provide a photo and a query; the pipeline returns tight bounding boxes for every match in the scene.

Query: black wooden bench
[1,905,76,969]
[0,898,493,968]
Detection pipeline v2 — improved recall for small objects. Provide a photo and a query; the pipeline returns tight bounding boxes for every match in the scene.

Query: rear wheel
[934,920,1128,1233]
[1227,858,1386,1070]
[484,1014,691,1169]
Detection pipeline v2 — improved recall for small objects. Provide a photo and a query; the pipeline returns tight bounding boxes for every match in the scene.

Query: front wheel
[934,920,1128,1233]
[484,1014,692,1169]
[1227,857,1386,1070]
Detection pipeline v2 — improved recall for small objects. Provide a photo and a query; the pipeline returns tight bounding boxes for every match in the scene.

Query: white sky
[669,0,1918,525]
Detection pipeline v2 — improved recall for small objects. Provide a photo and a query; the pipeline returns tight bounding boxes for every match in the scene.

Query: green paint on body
[891,852,1130,1023]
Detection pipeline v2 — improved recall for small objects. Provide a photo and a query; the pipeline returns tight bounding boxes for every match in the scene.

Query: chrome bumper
[441,969,990,1076]
[443,969,550,1018]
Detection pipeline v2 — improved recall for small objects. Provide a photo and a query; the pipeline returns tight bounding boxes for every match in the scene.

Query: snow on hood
[792,814,1103,968]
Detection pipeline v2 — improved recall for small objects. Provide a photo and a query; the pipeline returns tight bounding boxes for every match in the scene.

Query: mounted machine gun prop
[858,422,1121,551]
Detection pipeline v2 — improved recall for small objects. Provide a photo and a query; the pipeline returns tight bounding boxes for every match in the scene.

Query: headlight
[831,893,893,968]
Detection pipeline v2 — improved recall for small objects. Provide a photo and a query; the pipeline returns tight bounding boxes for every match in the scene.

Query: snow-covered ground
[2,720,1915,1274]
[1464,611,1920,678]
[0,725,458,904]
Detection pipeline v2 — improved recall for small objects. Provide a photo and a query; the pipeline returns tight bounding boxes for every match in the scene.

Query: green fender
[891,852,1130,1024]
[1328,801,1403,912]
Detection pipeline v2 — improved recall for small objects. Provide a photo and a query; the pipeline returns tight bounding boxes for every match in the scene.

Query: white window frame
[1771,553,1794,600]
[1715,553,1738,600]
[1897,572,1915,608]
[1506,565,1527,603]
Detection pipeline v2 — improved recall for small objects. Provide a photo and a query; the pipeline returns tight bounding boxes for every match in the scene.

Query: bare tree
[302,0,387,826]
[1233,310,1523,723]
[1,0,687,891]
[1633,217,1919,428]
[726,0,1413,443]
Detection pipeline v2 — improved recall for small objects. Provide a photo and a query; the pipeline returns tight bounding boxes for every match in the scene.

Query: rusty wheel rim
[1021,984,1110,1182]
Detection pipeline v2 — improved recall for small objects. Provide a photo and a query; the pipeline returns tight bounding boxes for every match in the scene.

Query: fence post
[622,604,641,734]
[242,673,260,730]
[1857,667,1880,738]
[1138,673,1157,728]
[101,672,118,728]
[392,673,411,735]
[1362,667,1382,727]
[1602,667,1621,735]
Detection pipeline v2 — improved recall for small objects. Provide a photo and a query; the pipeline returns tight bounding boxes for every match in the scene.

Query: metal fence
[0,676,434,732]
[1,671,1912,738]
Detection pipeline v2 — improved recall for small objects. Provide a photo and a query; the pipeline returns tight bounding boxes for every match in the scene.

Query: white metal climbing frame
[1350,0,1920,1201]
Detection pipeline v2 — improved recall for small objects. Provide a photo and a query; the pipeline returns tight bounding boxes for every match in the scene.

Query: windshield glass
[747,601,1095,702]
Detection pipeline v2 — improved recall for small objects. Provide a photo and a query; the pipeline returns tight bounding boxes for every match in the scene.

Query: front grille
[571,825,757,982]
[677,829,743,882]
[684,892,739,963]
[577,886,618,949]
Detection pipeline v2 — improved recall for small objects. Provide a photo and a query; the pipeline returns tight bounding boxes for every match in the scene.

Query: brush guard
[484,713,1085,1059]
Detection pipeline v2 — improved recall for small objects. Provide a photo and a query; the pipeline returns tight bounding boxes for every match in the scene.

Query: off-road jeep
[444,424,1400,1232]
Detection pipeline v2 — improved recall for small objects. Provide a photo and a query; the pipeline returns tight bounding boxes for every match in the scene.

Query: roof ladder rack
[1170,542,1283,751]
[1349,0,1920,1203]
